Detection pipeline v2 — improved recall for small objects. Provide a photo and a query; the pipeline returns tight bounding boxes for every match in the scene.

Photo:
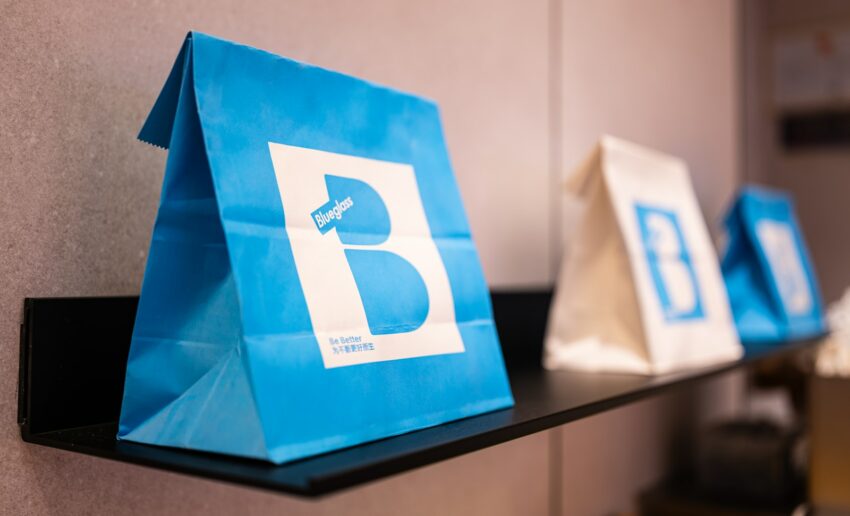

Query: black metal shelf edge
[18,293,821,497]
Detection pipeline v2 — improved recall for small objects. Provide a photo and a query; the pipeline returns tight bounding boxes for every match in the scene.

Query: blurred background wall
[744,0,850,303]
[1,0,744,514]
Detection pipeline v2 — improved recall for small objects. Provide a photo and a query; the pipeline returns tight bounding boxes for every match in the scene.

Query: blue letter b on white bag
[635,203,705,322]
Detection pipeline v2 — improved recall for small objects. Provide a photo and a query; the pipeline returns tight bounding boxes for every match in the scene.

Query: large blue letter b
[320,174,430,335]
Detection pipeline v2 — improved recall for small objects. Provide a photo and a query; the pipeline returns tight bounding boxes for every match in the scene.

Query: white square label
[268,142,464,368]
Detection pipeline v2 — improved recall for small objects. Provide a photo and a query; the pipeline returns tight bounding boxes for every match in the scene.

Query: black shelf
[17,293,819,497]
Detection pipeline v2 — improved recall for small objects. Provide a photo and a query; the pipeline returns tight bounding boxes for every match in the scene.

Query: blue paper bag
[721,186,827,343]
[118,32,513,464]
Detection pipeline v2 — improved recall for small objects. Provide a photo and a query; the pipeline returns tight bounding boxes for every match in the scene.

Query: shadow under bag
[118,32,513,464]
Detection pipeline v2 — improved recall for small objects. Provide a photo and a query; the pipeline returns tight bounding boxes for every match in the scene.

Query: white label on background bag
[269,142,464,368]
[755,219,812,315]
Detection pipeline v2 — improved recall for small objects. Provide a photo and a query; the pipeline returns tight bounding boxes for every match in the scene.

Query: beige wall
[561,0,741,232]
[1,0,742,514]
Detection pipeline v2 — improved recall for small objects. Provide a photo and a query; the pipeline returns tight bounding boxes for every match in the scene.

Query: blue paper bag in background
[721,186,827,343]
[118,32,513,464]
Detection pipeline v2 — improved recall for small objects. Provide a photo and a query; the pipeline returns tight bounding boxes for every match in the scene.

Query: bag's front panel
[602,138,742,373]
[188,33,512,462]
[739,188,826,338]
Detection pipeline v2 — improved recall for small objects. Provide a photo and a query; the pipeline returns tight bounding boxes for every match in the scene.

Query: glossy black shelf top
[17,293,819,497]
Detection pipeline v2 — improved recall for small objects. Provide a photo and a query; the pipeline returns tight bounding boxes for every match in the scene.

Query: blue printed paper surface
[635,203,706,323]
[118,32,513,464]
[721,186,827,343]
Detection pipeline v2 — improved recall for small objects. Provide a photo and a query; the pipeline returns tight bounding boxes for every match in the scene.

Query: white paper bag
[544,136,743,375]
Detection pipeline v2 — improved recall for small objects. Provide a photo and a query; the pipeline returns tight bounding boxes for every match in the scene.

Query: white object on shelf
[544,136,742,375]
[816,288,850,377]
